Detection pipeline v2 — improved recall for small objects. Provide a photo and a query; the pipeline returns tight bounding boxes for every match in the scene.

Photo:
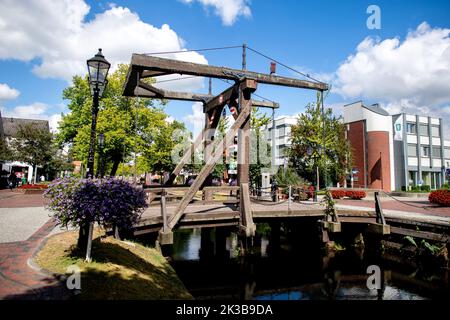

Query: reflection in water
[153,227,449,300]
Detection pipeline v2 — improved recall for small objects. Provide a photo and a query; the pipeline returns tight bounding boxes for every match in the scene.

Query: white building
[264,116,298,167]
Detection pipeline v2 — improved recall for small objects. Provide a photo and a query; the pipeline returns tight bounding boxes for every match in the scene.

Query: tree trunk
[77,223,90,252]
[110,157,121,176]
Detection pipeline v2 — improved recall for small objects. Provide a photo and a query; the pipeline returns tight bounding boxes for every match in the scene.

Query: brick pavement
[0,218,71,300]
[335,197,450,217]
[0,189,44,208]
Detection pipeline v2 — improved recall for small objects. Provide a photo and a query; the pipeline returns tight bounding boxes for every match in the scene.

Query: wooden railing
[146,185,240,206]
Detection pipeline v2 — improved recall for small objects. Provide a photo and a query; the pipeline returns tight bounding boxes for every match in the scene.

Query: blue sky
[0,0,449,135]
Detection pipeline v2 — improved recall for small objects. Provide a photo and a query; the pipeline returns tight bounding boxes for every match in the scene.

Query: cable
[142,45,242,56]
[218,78,277,105]
[380,191,432,210]
[154,76,200,84]
[246,46,324,84]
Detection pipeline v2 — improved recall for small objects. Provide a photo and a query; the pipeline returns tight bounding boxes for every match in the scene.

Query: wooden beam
[136,81,279,108]
[136,81,211,102]
[237,81,255,187]
[240,183,256,237]
[124,54,328,96]
[164,96,253,231]
[204,84,238,113]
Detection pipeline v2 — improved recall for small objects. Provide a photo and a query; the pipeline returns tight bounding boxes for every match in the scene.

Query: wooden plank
[240,183,256,237]
[390,226,450,242]
[165,95,253,230]
[124,54,328,96]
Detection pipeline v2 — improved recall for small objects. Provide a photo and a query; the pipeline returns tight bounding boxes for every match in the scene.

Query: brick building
[344,101,450,192]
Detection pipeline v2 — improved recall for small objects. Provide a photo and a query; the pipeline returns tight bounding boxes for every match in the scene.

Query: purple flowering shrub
[44,177,148,230]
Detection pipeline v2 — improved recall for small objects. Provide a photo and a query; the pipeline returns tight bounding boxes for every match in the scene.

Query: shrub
[330,190,346,199]
[429,189,450,206]
[44,177,148,247]
[441,183,450,190]
[411,186,421,192]
[421,185,431,192]
[346,190,366,200]
[401,186,407,192]
[295,186,313,201]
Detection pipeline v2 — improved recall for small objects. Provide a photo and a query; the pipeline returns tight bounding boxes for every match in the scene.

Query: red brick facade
[347,121,366,188]
[346,120,392,191]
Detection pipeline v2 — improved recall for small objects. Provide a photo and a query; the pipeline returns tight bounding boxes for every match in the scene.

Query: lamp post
[84,49,110,263]
[307,146,321,202]
[86,48,110,179]
[97,132,105,178]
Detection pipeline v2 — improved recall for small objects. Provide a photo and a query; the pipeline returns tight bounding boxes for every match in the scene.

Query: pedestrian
[7,172,17,191]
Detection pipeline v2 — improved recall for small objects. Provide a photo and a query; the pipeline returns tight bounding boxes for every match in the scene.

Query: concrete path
[0,207,52,243]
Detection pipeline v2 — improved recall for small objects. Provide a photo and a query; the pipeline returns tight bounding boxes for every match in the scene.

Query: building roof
[1,116,49,137]
[363,103,390,116]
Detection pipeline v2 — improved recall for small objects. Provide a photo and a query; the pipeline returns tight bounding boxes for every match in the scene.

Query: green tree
[249,107,271,189]
[57,64,186,176]
[289,92,352,187]
[10,123,53,182]
[0,137,12,161]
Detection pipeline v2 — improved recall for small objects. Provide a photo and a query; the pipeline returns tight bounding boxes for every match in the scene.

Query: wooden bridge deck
[133,201,376,235]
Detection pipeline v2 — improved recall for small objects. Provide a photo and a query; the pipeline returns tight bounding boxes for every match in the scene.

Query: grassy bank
[34,230,193,300]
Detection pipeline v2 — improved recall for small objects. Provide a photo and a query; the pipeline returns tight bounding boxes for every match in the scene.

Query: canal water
[140,225,449,300]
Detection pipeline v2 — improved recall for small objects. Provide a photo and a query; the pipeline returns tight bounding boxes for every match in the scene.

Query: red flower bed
[18,184,48,190]
[330,190,346,199]
[346,190,366,200]
[429,190,450,206]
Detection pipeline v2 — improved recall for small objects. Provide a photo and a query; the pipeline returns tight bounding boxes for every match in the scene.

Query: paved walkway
[0,189,44,207]
[0,218,70,300]
[335,197,450,218]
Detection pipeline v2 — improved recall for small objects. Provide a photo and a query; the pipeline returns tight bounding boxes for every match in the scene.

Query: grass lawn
[34,230,193,300]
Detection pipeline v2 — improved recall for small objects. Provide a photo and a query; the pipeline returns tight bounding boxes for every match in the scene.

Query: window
[278,126,285,137]
[431,126,440,137]
[407,144,417,157]
[432,146,441,158]
[444,148,450,159]
[419,124,428,136]
[406,122,416,134]
[421,145,430,157]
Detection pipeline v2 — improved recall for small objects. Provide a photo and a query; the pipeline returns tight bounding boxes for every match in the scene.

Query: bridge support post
[368,191,390,235]
[239,183,256,237]
[158,189,174,245]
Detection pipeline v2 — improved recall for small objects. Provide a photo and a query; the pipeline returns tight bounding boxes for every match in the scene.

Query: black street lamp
[307,145,321,202]
[86,48,110,179]
[97,132,105,178]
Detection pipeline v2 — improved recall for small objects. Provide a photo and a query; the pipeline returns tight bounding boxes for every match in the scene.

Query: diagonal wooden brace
[164,94,253,231]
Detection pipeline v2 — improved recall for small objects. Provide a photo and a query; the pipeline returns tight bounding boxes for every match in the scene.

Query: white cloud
[331,22,450,138]
[334,22,450,106]
[181,0,251,26]
[0,102,61,133]
[184,102,204,137]
[0,83,20,101]
[0,0,207,91]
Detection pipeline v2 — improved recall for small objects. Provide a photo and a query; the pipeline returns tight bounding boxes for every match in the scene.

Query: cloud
[0,83,20,101]
[181,0,251,26]
[0,102,61,133]
[331,22,450,138]
[334,22,450,106]
[184,102,204,137]
[0,0,207,91]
